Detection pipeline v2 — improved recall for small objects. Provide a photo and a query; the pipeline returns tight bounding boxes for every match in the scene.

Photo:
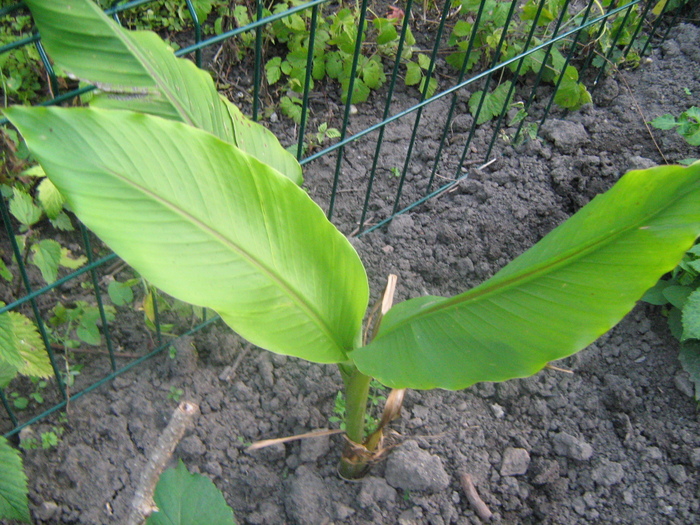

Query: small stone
[382,245,394,254]
[643,447,663,461]
[668,464,688,484]
[592,460,625,486]
[690,448,700,468]
[334,503,355,520]
[358,476,397,508]
[674,372,695,399]
[623,490,635,506]
[490,403,505,419]
[500,447,530,476]
[385,440,450,493]
[552,432,593,461]
[35,501,60,521]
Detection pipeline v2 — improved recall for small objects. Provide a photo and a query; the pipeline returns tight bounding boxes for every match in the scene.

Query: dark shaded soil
[3,21,700,525]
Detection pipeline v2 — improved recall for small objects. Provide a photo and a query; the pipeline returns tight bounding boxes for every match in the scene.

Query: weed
[168,386,184,402]
[650,106,700,164]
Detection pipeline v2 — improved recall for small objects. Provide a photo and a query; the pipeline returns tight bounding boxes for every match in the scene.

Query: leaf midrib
[102,166,345,355]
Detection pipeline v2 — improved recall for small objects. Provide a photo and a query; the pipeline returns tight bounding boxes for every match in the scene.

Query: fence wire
[0,0,694,436]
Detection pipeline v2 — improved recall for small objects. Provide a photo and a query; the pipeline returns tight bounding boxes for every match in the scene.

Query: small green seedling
[651,107,700,165]
[7,0,700,481]
[168,386,185,402]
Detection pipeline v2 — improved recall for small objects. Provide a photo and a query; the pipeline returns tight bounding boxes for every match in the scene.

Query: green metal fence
[0,0,694,438]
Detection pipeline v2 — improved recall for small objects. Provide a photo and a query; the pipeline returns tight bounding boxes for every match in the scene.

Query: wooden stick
[459,472,493,521]
[126,401,199,525]
[248,428,344,451]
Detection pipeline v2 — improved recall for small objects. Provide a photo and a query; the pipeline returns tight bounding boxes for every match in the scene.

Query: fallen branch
[126,401,200,525]
[459,472,493,521]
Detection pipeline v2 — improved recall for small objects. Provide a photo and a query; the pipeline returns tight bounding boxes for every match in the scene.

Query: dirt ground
[2,19,700,525]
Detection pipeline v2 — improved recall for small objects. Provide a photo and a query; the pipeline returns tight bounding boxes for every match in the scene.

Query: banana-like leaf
[352,164,700,389]
[5,106,368,363]
[23,0,302,185]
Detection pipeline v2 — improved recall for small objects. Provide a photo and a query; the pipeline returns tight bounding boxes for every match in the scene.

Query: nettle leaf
[469,81,513,125]
[50,211,74,232]
[147,460,235,525]
[8,311,52,378]
[6,106,368,364]
[681,290,700,341]
[31,239,62,284]
[9,188,42,228]
[554,66,592,110]
[265,57,282,85]
[405,61,422,86]
[353,164,700,389]
[0,436,30,523]
[0,307,52,381]
[37,176,65,219]
[108,280,135,306]
[23,0,302,185]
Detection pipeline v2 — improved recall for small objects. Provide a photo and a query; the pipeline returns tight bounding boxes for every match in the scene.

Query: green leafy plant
[0,6,45,106]
[447,0,644,123]
[6,0,700,481]
[146,460,236,525]
[651,107,700,165]
[643,241,700,399]
[168,386,185,402]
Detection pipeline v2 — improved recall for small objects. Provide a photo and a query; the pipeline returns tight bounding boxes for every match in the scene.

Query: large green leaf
[23,0,302,185]
[0,436,30,523]
[147,460,235,525]
[5,106,368,363]
[352,164,700,389]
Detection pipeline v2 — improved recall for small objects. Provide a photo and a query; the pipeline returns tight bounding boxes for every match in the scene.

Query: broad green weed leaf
[31,239,62,284]
[405,62,422,86]
[0,308,25,372]
[23,0,302,185]
[9,188,42,228]
[663,284,693,309]
[0,259,12,282]
[0,436,30,523]
[353,164,700,389]
[681,290,700,340]
[37,177,65,220]
[651,114,678,130]
[147,460,235,525]
[641,279,671,305]
[108,280,135,306]
[6,106,368,363]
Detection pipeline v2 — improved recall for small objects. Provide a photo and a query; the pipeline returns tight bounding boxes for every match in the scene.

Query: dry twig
[126,401,199,525]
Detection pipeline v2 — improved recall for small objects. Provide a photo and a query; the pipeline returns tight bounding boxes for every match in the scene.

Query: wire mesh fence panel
[0,0,694,435]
